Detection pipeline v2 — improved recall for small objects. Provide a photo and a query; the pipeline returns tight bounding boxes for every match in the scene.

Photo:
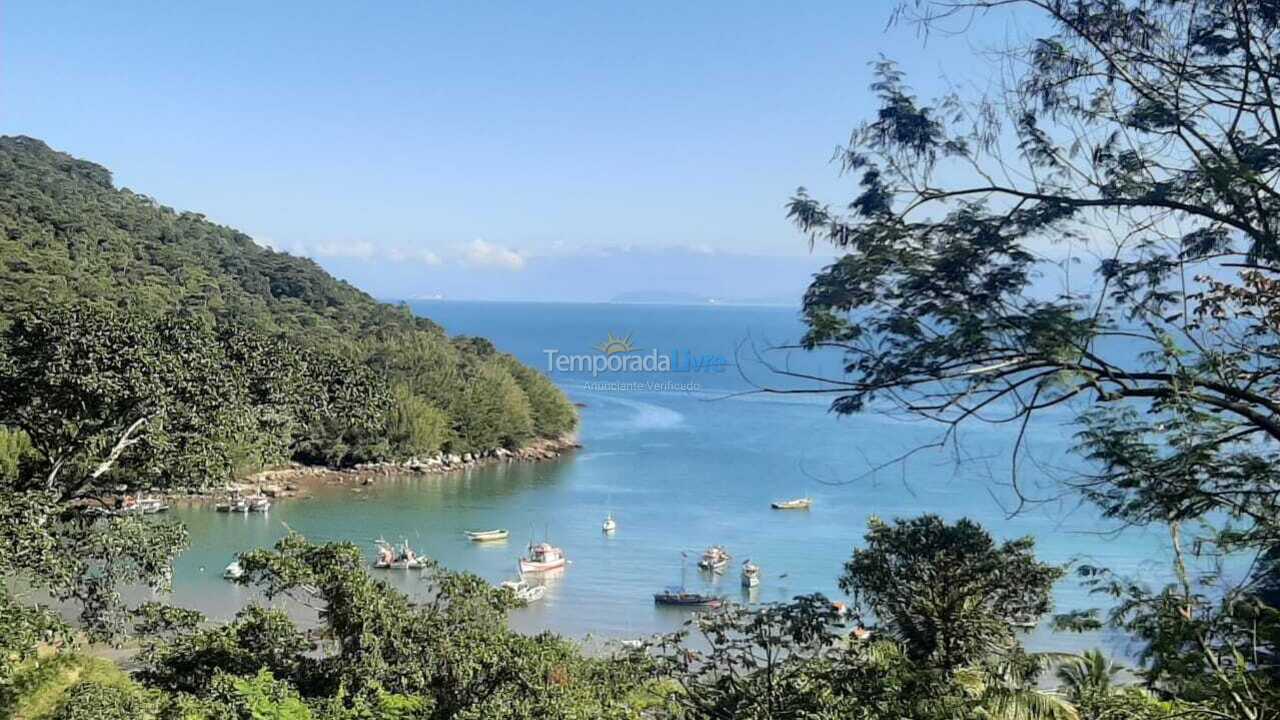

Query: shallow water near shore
[164,301,1185,656]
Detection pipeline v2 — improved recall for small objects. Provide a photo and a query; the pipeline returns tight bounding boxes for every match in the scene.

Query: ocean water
[164,301,1181,655]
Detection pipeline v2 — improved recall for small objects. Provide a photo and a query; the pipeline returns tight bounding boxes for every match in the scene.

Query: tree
[0,304,257,499]
[49,682,158,720]
[841,515,1063,672]
[0,304,288,643]
[139,533,654,719]
[782,1,1280,716]
[385,384,453,458]
[655,593,1078,720]
[1056,649,1122,702]
[653,595,858,718]
[450,363,534,453]
[496,357,578,439]
[134,605,312,697]
[0,427,32,482]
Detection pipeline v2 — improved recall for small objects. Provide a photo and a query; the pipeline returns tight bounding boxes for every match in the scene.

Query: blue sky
[2,1,1031,302]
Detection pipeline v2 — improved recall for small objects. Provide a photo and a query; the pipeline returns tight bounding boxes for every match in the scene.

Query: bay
[165,300,1174,655]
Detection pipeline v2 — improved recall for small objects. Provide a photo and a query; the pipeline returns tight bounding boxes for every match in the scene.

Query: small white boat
[771,497,812,510]
[602,513,617,533]
[246,494,271,513]
[741,560,760,588]
[499,579,547,603]
[465,529,510,542]
[223,561,243,580]
[119,495,168,515]
[216,492,250,513]
[374,540,427,570]
[519,542,567,573]
[698,545,731,572]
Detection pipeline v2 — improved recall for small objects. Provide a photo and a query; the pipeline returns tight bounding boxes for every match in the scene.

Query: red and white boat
[519,542,567,573]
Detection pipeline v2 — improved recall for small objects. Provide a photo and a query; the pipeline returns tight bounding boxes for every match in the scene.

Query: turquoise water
[165,301,1177,654]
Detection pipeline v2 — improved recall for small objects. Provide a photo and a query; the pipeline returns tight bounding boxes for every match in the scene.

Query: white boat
[499,579,547,603]
[602,513,617,533]
[216,492,250,513]
[223,561,243,580]
[519,542,567,573]
[741,560,760,588]
[246,494,271,513]
[120,495,168,515]
[771,497,812,510]
[698,545,731,572]
[374,540,427,570]
[465,529,510,542]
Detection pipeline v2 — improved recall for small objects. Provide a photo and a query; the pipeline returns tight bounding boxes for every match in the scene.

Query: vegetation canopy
[780,0,1280,717]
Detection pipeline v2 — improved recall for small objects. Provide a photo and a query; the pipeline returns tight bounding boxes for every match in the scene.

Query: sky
[1,1,1036,302]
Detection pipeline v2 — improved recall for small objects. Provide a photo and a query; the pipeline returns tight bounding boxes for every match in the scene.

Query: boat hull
[374,561,426,570]
[519,558,566,573]
[466,530,509,542]
[654,594,721,608]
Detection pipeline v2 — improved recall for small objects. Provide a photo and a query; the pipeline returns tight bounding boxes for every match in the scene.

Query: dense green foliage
[0,135,576,468]
[129,534,655,720]
[6,516,1191,720]
[840,515,1064,672]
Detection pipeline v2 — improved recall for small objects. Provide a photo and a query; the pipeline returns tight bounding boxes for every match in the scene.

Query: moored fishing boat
[657,552,722,608]
[602,512,617,533]
[740,560,760,588]
[697,545,731,572]
[465,529,510,542]
[653,589,722,608]
[246,494,271,513]
[119,495,169,515]
[499,578,547,603]
[770,497,812,510]
[519,542,567,573]
[223,560,243,580]
[374,540,427,570]
[216,491,250,513]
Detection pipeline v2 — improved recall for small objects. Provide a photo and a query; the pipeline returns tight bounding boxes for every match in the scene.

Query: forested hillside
[0,135,576,478]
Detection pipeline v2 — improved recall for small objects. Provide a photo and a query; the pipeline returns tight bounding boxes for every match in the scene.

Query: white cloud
[462,238,525,270]
[313,240,376,259]
[388,247,443,266]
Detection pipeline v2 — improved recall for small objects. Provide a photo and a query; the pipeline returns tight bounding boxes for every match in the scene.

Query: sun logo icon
[595,332,636,355]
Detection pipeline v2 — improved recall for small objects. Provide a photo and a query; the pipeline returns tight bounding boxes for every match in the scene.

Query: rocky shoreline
[225,435,582,499]
[132,436,581,507]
